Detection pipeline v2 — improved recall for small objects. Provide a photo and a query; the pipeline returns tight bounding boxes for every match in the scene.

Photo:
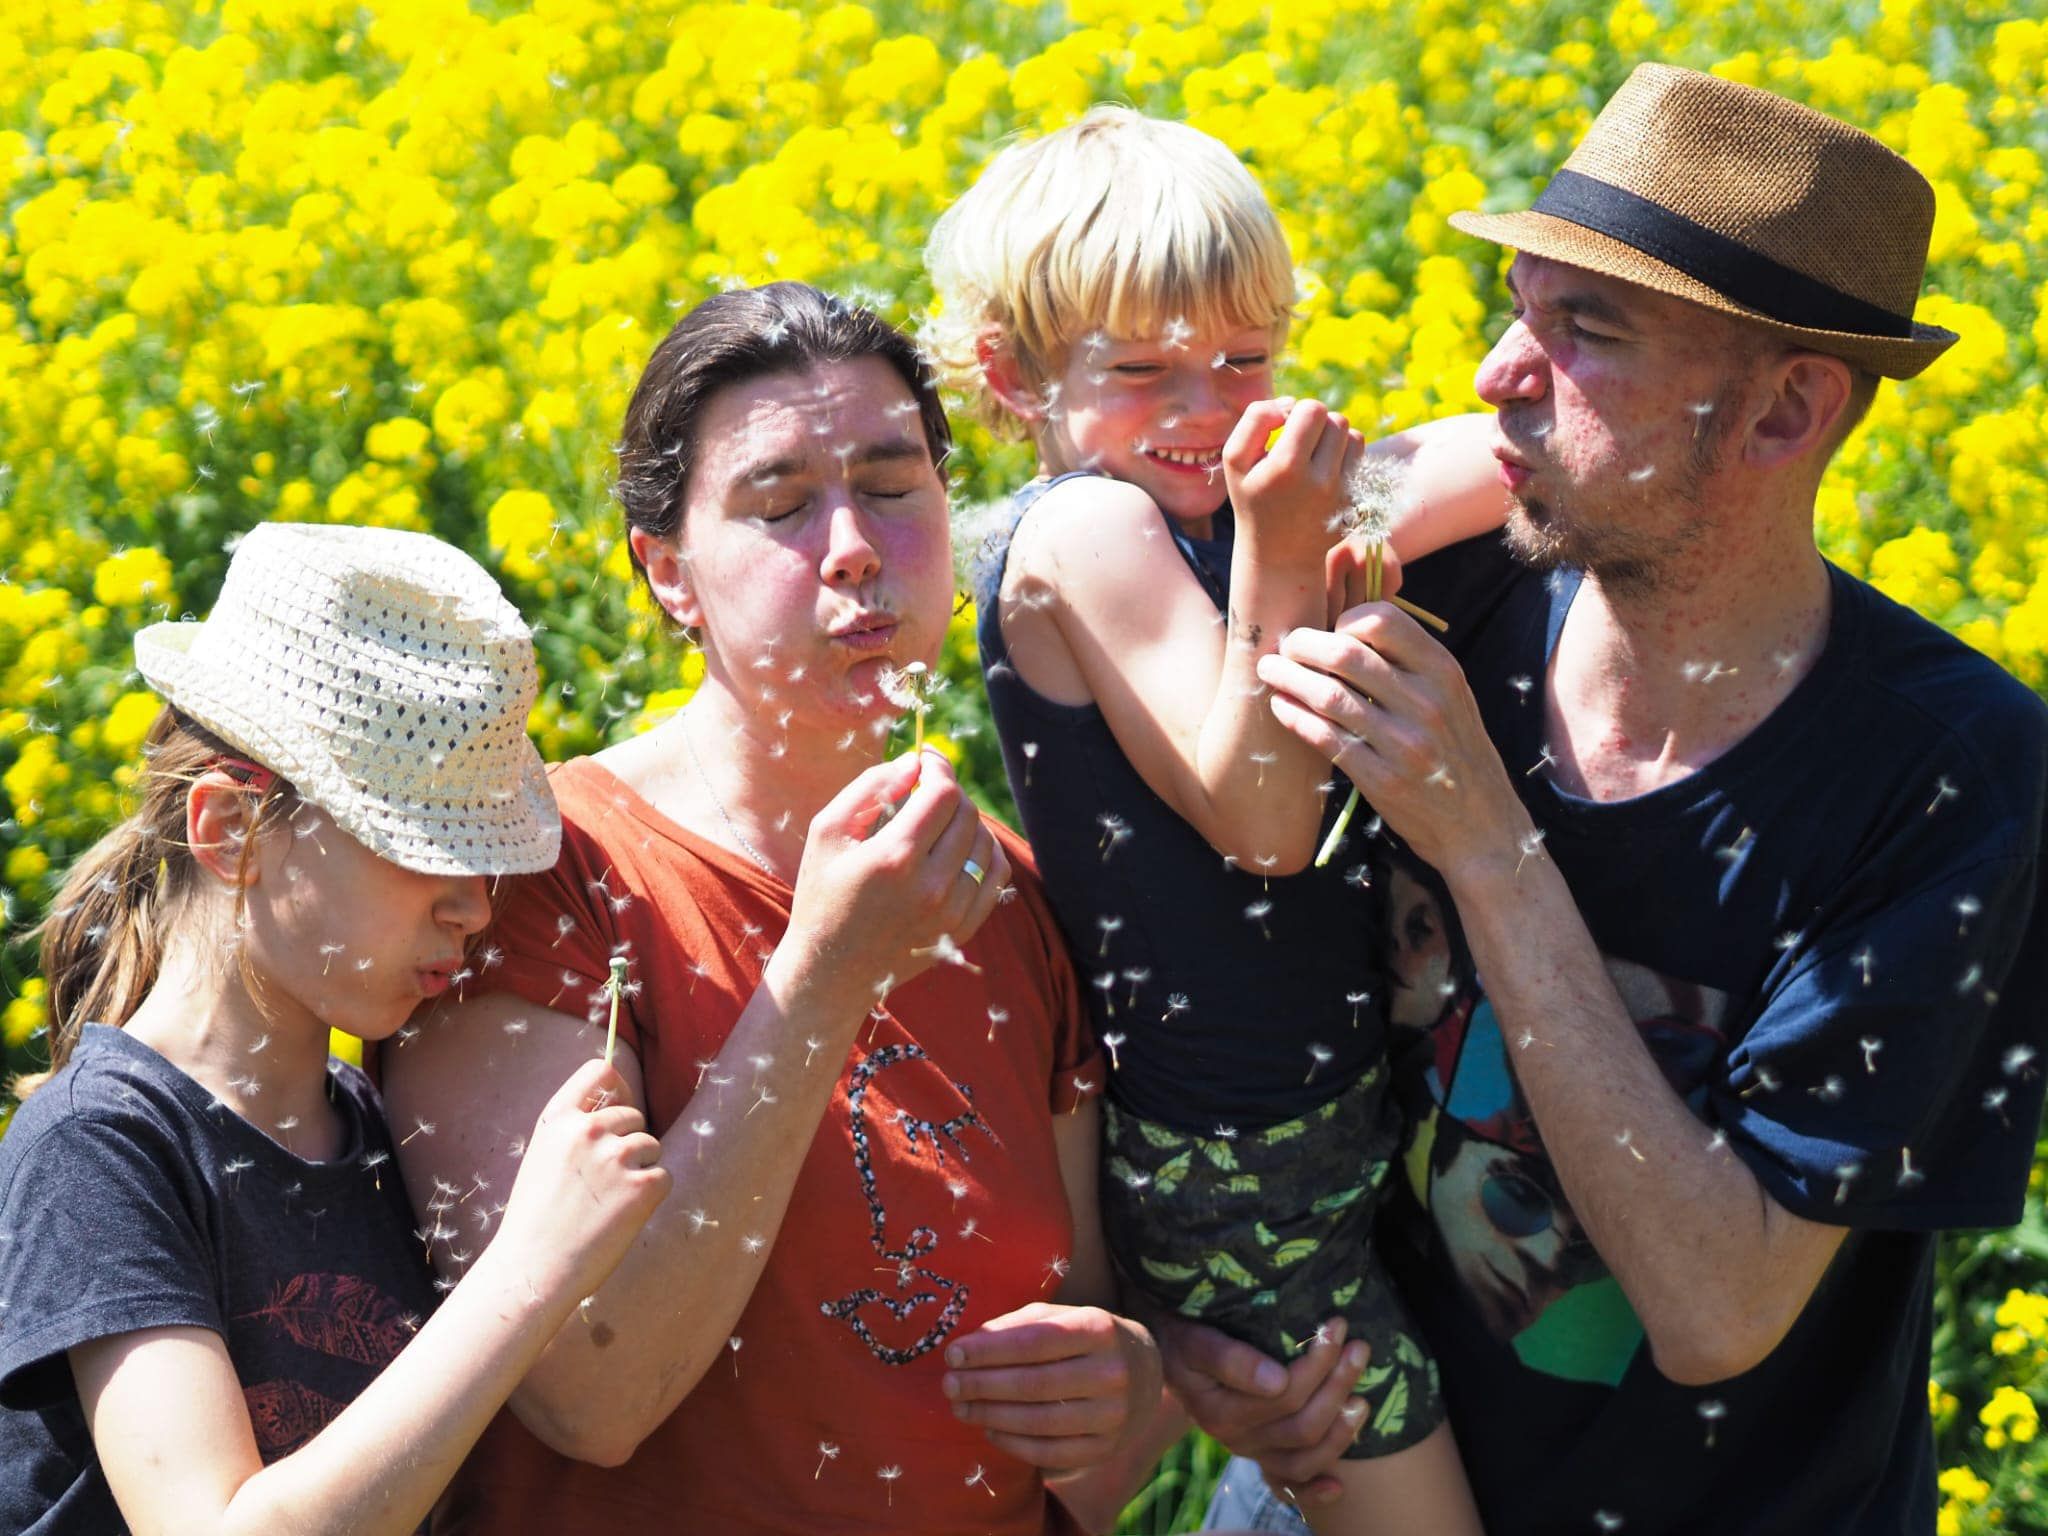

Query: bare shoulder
[1004,475,1176,593]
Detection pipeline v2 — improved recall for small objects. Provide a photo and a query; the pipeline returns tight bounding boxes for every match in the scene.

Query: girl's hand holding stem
[486,1058,671,1306]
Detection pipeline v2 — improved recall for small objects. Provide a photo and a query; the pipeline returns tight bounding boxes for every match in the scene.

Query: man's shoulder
[1832,568,2048,825]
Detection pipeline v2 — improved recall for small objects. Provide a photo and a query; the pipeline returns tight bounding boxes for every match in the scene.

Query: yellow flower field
[1,0,2043,1525]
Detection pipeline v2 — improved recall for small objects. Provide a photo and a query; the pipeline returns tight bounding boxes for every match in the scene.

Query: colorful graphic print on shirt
[1386,859,1729,1389]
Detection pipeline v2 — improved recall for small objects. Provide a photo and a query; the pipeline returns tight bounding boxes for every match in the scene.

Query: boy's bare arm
[1002,402,1355,873]
[1378,412,1511,558]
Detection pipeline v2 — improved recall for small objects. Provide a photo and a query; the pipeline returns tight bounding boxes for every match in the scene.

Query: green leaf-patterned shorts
[1100,1063,1444,1458]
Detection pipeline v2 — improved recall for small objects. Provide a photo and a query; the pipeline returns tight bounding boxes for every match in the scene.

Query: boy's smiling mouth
[1141,445,1223,472]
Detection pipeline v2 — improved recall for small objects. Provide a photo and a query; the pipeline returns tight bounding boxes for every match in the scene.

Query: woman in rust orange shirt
[386,283,1179,1534]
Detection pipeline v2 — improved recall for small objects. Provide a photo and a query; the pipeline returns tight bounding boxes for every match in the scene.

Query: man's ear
[187,774,261,888]
[628,524,703,630]
[1746,351,1853,470]
[976,335,1046,424]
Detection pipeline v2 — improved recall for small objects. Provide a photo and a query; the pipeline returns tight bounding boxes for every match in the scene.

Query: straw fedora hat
[135,522,560,878]
[1450,64,1957,378]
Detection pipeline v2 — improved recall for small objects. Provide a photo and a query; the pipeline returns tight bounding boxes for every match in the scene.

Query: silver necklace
[677,709,780,879]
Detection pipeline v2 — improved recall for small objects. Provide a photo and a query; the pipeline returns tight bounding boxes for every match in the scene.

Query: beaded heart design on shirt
[819,1042,1000,1365]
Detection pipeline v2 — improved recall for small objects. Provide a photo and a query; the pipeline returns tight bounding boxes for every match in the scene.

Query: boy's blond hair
[924,105,1297,435]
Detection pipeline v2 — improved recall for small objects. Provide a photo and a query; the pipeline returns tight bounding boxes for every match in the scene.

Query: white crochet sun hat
[134,522,561,878]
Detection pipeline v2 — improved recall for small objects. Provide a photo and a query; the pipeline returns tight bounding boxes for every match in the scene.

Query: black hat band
[1532,169,1916,340]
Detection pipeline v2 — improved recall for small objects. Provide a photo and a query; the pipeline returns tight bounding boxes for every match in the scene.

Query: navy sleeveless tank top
[973,474,1389,1131]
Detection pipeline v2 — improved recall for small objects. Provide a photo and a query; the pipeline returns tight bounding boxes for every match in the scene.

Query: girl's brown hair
[18,705,293,1098]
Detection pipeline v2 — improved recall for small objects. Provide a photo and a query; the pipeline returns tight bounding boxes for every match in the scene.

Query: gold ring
[963,857,986,885]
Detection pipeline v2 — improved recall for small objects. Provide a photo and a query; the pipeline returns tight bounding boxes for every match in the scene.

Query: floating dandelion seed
[401,1117,435,1145]
[1860,1037,1883,1073]
[1103,1032,1127,1070]
[1044,1254,1071,1288]
[1096,915,1123,956]
[1163,993,1190,1022]
[1517,828,1548,873]
[1347,990,1371,1028]
[1927,776,1958,815]
[1954,894,1981,935]
[1615,1128,1645,1162]
[1304,1043,1333,1085]
[1833,1162,1861,1205]
[2003,1045,2037,1078]
[1021,741,1039,786]
[815,1442,840,1479]
[1853,947,1875,986]
[877,1465,903,1505]
[966,1464,995,1496]
[986,1006,1009,1042]
[1250,749,1278,787]
[1594,1512,1625,1533]
[1092,972,1117,1017]
[1698,1399,1726,1447]
[914,933,981,973]
[1811,1076,1844,1103]
[1245,899,1274,940]
[1123,966,1151,1006]
[1528,744,1559,777]
[728,1335,744,1374]
[1898,1147,1924,1188]
[1097,813,1131,860]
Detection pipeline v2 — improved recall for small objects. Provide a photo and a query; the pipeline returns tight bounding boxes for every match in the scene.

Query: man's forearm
[1442,849,1844,1383]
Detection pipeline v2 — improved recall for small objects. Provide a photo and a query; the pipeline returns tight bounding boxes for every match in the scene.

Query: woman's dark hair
[615,281,953,586]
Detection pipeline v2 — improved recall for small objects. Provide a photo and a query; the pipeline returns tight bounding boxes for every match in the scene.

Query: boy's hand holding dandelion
[1223,398,1366,573]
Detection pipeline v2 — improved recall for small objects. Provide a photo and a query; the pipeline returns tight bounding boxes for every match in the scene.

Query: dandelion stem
[603,956,627,1067]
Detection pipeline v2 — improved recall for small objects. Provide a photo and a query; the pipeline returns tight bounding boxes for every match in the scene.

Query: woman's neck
[608,678,895,884]
[122,921,346,1161]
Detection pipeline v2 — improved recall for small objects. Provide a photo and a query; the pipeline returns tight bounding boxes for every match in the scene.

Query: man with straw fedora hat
[1177,63,2048,1534]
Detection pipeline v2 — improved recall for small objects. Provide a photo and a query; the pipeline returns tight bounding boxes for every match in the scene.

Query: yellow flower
[92,547,176,609]
[3,979,46,1050]
[5,842,50,886]
[487,489,558,584]
[364,416,433,463]
[1867,527,1963,615]
[103,690,166,754]
[1939,1466,1991,1505]
[1981,1385,2039,1445]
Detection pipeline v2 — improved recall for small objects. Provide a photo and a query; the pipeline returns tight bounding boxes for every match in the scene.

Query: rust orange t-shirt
[437,758,1101,1536]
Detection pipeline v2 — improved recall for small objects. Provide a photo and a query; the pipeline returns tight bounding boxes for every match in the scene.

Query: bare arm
[941,1100,1178,1533]
[1260,611,1846,1383]
[1377,412,1511,560]
[387,753,1011,1466]
[76,1062,665,1536]
[1005,401,1358,874]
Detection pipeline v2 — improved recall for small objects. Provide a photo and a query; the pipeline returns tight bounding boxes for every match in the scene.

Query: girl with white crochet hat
[0,522,670,1536]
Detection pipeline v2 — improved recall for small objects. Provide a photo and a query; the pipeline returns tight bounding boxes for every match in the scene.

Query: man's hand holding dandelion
[1257,602,1538,889]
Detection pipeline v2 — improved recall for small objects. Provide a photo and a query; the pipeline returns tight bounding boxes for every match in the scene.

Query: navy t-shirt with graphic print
[1376,533,2048,1535]
[0,1025,438,1535]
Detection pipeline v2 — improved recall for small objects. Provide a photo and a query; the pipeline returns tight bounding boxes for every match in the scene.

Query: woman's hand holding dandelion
[941,1302,1161,1472]
[781,748,1008,1015]
[485,1057,671,1306]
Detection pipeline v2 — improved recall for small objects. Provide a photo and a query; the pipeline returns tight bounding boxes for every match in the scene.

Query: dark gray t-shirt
[0,1025,438,1534]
